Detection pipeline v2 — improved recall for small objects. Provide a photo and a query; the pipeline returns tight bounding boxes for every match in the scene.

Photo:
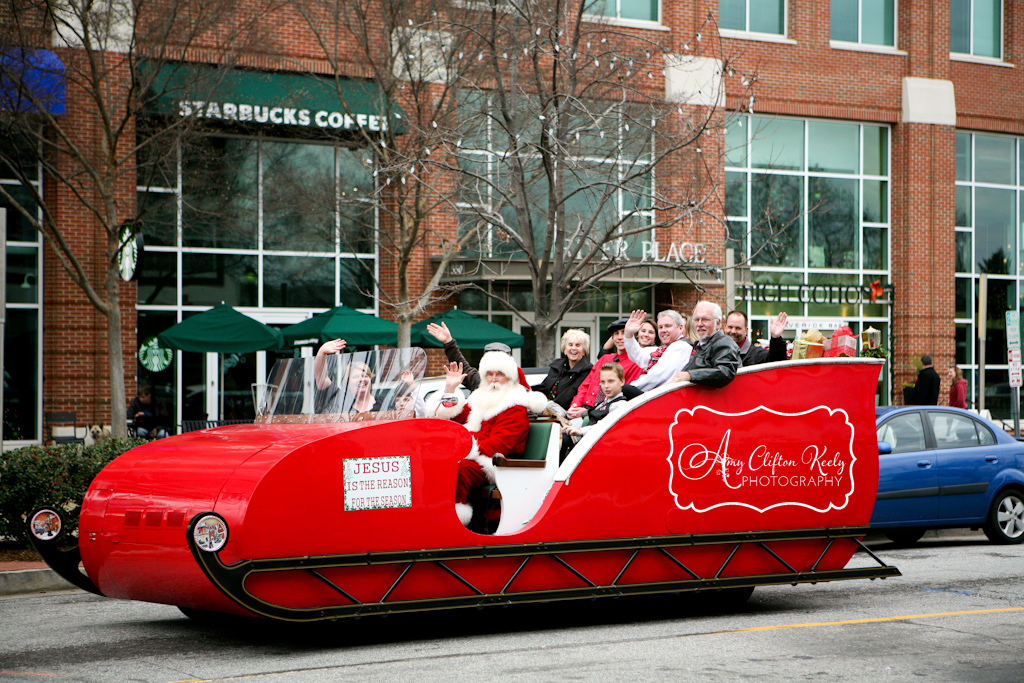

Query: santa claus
[426,350,548,526]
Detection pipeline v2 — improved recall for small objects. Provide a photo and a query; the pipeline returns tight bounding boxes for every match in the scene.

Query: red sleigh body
[33,359,897,621]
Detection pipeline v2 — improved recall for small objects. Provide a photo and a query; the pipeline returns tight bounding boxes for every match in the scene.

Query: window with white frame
[455,94,655,262]
[0,135,42,442]
[950,0,1002,59]
[720,0,786,35]
[954,130,1024,418]
[136,132,377,312]
[724,114,891,362]
[589,0,660,23]
[135,130,380,422]
[831,0,896,47]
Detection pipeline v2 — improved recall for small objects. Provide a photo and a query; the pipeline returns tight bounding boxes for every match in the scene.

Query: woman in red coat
[948,365,968,409]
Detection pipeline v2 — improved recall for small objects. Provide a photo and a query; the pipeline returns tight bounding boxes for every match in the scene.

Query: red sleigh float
[30,351,898,622]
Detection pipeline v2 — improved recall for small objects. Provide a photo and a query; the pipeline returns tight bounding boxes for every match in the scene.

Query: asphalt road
[1,532,1022,683]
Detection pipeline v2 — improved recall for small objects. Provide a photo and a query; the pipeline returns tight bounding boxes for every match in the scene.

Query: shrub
[0,438,145,547]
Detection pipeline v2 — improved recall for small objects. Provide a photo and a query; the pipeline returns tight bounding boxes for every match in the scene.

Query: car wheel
[884,529,925,547]
[983,489,1024,544]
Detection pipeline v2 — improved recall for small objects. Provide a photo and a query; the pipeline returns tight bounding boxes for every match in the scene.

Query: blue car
[872,406,1024,545]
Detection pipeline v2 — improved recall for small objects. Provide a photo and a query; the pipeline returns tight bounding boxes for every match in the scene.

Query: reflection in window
[136,191,178,247]
[877,413,925,453]
[751,118,803,171]
[5,246,38,304]
[955,232,971,273]
[1,183,40,242]
[751,174,803,267]
[950,0,1002,58]
[974,134,1015,185]
[809,177,858,269]
[2,308,39,441]
[809,121,858,173]
[339,259,375,309]
[830,0,895,46]
[974,187,1014,274]
[981,279,1013,363]
[263,142,336,252]
[182,253,258,307]
[720,0,785,34]
[182,136,258,249]
[137,251,177,306]
[864,226,887,270]
[591,0,659,21]
[264,256,335,308]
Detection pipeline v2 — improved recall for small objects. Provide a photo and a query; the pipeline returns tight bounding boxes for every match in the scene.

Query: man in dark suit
[911,354,941,405]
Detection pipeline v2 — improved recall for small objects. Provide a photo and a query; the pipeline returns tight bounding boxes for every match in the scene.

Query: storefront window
[456,95,655,262]
[1,134,42,441]
[262,142,335,252]
[181,253,258,307]
[182,136,258,249]
[3,308,39,441]
[728,116,891,397]
[956,130,1024,417]
[263,255,335,308]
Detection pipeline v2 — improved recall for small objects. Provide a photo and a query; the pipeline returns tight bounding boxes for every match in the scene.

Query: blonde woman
[532,328,593,411]
[948,365,968,409]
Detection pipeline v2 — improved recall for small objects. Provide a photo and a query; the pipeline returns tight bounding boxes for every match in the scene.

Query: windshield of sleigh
[254,348,428,423]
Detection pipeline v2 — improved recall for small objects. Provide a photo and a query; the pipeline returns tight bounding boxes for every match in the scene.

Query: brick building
[2,0,1021,444]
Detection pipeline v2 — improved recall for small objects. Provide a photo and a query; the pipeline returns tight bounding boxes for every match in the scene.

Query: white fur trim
[455,503,473,526]
[425,390,467,419]
[464,438,497,484]
[526,390,549,415]
[464,384,550,431]
[478,351,519,384]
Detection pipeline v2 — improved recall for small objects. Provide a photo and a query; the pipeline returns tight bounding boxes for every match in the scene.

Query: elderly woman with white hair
[532,328,594,412]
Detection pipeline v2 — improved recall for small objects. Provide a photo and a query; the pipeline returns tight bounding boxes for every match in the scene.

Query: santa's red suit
[426,351,548,526]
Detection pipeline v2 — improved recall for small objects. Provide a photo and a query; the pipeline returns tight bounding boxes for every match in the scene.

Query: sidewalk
[0,559,78,596]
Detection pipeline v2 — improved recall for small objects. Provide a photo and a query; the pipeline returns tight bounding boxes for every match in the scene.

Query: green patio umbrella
[280,305,398,348]
[157,304,283,420]
[412,308,524,349]
[157,304,283,353]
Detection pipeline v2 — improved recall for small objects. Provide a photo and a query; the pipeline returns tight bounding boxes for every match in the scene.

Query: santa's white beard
[471,380,516,414]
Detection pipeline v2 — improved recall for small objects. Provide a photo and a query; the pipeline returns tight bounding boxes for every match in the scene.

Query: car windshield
[256,348,427,422]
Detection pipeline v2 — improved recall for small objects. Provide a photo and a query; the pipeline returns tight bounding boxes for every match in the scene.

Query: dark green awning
[157,304,283,353]
[412,308,524,349]
[140,62,405,133]
[280,305,398,348]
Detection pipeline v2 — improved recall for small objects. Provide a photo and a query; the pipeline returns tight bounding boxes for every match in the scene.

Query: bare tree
[288,0,485,348]
[281,0,774,361]
[428,1,761,360]
[0,0,271,436]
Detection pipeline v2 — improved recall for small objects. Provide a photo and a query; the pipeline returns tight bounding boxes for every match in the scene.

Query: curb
[0,568,78,596]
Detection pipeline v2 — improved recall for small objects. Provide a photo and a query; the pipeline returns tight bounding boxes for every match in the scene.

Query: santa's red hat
[478,350,528,386]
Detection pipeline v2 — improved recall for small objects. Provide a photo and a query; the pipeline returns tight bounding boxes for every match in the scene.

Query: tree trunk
[534,324,558,367]
[397,319,412,349]
[106,284,128,438]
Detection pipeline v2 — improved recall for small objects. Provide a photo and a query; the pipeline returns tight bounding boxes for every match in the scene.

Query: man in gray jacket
[671,301,741,388]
